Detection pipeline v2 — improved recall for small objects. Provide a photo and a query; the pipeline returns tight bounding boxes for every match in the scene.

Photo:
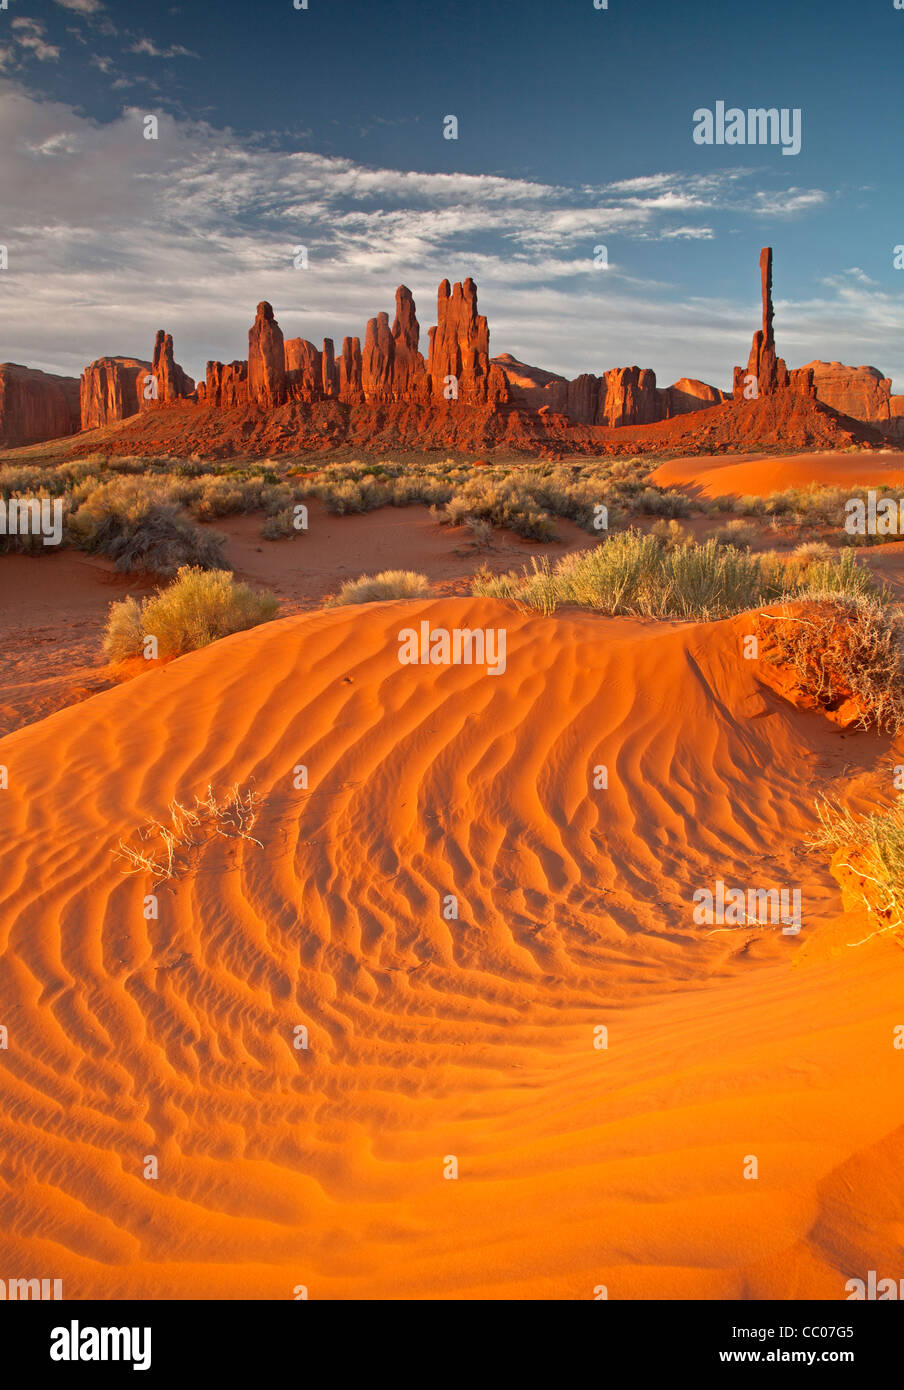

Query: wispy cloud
[9,19,61,63]
[129,38,200,60]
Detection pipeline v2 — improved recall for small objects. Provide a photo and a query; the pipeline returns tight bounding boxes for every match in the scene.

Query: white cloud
[130,38,200,59]
[54,0,105,12]
[7,19,61,63]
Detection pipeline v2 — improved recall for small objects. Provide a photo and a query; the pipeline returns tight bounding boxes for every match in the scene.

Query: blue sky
[1,0,902,392]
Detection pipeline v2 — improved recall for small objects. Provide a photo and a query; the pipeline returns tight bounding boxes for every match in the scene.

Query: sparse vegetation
[324,569,432,607]
[810,795,904,945]
[114,783,263,888]
[755,594,904,735]
[66,476,227,574]
[103,566,279,661]
[650,518,693,549]
[472,530,881,620]
[712,518,758,547]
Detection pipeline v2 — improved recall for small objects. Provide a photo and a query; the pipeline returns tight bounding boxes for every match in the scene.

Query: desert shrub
[470,565,520,601]
[324,569,432,607]
[387,475,454,507]
[0,489,69,554]
[734,495,767,516]
[310,477,386,514]
[260,507,302,539]
[651,518,693,549]
[712,518,757,547]
[633,487,693,518]
[785,547,878,600]
[810,794,904,943]
[191,477,264,520]
[466,516,495,548]
[103,596,145,660]
[472,530,878,621]
[66,476,225,574]
[189,475,296,520]
[792,540,834,562]
[473,532,763,619]
[755,595,904,735]
[105,507,226,574]
[0,465,59,496]
[103,566,278,660]
[439,477,559,540]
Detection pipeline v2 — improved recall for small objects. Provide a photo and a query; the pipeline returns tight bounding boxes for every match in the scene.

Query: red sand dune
[0,598,901,1298]
[651,450,904,499]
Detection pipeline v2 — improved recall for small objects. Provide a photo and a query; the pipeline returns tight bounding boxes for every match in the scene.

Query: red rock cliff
[80,357,151,430]
[0,363,80,446]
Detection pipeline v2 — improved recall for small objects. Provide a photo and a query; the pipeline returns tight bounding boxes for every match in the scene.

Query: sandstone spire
[248,301,287,408]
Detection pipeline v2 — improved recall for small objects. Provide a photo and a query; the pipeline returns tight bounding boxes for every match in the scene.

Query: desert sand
[650,451,904,499]
[0,502,592,736]
[1,595,900,1298]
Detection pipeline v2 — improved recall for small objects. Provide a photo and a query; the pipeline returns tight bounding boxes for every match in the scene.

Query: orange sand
[0,597,901,1299]
[650,451,904,499]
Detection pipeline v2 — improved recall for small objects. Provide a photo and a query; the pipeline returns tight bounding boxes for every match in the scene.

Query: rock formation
[492,355,727,426]
[8,250,896,455]
[144,330,194,407]
[427,279,508,404]
[248,301,286,408]
[0,364,80,446]
[80,357,151,430]
[361,311,396,401]
[321,338,338,397]
[338,336,363,403]
[284,338,323,398]
[390,287,428,399]
[203,360,248,408]
[733,247,814,400]
[660,378,727,416]
[803,362,895,425]
[598,367,659,427]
